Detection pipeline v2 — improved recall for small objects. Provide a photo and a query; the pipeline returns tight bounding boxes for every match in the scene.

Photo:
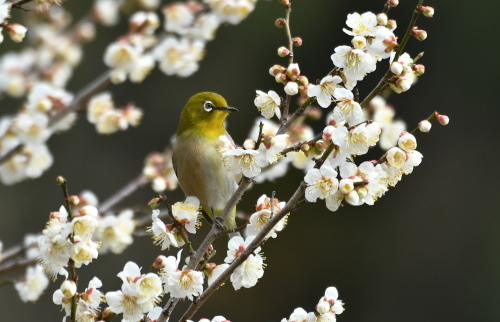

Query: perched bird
[172,92,240,231]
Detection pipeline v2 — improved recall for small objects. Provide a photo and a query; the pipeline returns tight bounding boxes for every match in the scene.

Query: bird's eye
[203,101,214,112]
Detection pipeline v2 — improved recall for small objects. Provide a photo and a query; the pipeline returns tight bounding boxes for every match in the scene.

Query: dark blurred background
[1,0,499,321]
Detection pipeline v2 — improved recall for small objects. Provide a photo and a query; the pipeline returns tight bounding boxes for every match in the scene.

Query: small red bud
[292,37,302,47]
[277,46,290,57]
[275,18,287,28]
[435,113,449,126]
[387,0,398,7]
[152,255,168,269]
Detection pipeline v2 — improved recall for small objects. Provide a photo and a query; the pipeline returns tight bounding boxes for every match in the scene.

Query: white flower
[95,209,136,254]
[93,0,120,26]
[204,0,257,25]
[104,42,140,71]
[254,90,281,119]
[386,147,406,167]
[14,265,49,303]
[367,26,397,60]
[304,165,339,202]
[261,134,288,164]
[343,12,378,36]
[207,263,229,286]
[398,132,417,151]
[331,46,376,89]
[307,75,342,108]
[220,136,268,178]
[379,120,406,150]
[230,251,264,290]
[283,307,317,322]
[0,0,10,25]
[246,194,287,239]
[71,236,99,268]
[149,209,179,249]
[78,277,103,316]
[106,290,155,322]
[153,36,205,77]
[163,2,194,34]
[167,268,204,300]
[26,82,73,114]
[172,196,200,234]
[332,122,381,156]
[402,150,422,174]
[333,87,364,126]
[418,119,432,132]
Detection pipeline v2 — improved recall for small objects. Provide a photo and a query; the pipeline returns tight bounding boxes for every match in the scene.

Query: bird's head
[177,92,238,138]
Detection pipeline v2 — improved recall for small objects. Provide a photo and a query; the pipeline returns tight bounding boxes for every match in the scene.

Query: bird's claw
[214,217,227,231]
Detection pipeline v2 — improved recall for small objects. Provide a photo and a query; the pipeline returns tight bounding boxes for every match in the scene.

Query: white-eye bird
[172,92,241,231]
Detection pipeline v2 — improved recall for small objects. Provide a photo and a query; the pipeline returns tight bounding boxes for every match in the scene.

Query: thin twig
[99,174,150,213]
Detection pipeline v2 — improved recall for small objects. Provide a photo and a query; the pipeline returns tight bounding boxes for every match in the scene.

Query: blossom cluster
[143,150,178,193]
[0,0,28,44]
[87,91,144,135]
[104,0,258,81]
[282,287,344,322]
[53,277,104,320]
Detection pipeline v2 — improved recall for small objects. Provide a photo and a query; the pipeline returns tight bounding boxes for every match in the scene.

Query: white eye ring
[204,101,214,112]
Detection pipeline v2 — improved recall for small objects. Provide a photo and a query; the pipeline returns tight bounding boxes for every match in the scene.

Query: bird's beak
[217,106,239,112]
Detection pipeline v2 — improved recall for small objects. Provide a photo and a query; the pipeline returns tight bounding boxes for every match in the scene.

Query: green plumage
[172,92,240,229]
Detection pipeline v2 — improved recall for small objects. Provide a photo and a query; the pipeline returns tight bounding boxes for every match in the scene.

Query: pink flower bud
[275,73,287,83]
[413,64,425,76]
[269,64,285,76]
[297,75,309,86]
[419,6,435,18]
[387,0,399,7]
[153,255,168,269]
[286,63,300,81]
[277,46,290,57]
[292,37,303,47]
[413,28,427,41]
[435,113,449,125]
[6,24,27,43]
[418,120,432,132]
[275,18,287,28]
[67,195,80,206]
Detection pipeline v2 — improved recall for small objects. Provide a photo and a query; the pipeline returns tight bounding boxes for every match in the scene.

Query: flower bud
[413,64,425,76]
[148,197,163,209]
[286,63,300,81]
[412,28,427,41]
[386,147,406,167]
[387,0,398,7]
[6,24,27,43]
[275,73,287,84]
[277,46,290,57]
[284,81,299,95]
[75,22,96,42]
[345,190,360,205]
[67,195,80,206]
[418,120,432,132]
[316,300,330,315]
[292,37,303,47]
[152,255,168,269]
[339,178,354,194]
[56,176,66,185]
[300,143,310,153]
[297,75,309,86]
[275,18,287,28]
[351,35,366,49]
[390,62,403,75]
[60,280,77,299]
[243,139,256,150]
[435,113,449,126]
[299,84,312,99]
[77,205,99,217]
[419,6,435,18]
[278,0,290,6]
[357,187,368,199]
[386,19,397,30]
[377,13,388,26]
[269,64,285,76]
[312,140,326,155]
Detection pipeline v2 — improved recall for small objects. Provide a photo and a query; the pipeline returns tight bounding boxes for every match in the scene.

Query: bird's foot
[214,217,228,231]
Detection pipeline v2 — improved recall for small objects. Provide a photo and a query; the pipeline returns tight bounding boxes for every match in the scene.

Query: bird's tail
[203,206,241,238]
